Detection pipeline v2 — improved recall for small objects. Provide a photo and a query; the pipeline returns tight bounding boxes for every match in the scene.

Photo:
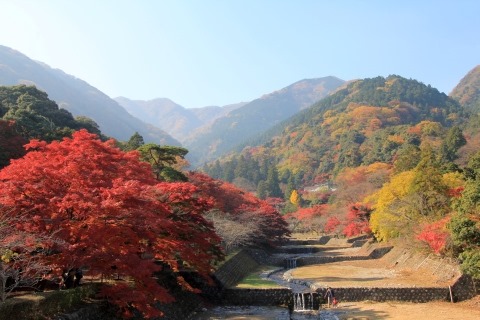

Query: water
[286,258,298,269]
[293,292,315,311]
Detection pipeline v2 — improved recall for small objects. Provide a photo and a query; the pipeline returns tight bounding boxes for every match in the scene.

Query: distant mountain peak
[450,65,480,111]
[0,45,179,145]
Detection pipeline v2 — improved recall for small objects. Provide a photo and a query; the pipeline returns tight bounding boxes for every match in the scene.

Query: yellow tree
[367,171,416,241]
[290,190,301,206]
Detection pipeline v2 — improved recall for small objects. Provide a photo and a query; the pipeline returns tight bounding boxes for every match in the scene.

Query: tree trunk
[0,261,6,303]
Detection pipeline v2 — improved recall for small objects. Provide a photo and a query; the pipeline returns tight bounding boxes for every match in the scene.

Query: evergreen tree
[256,180,267,199]
[234,155,248,179]
[125,132,145,151]
[222,161,235,182]
[284,175,295,200]
[211,160,223,180]
[439,126,466,162]
[394,144,421,173]
[266,166,283,198]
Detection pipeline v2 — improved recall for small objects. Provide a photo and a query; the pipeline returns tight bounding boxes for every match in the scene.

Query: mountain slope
[450,65,480,112]
[203,75,466,189]
[0,45,179,145]
[114,97,245,142]
[184,76,345,165]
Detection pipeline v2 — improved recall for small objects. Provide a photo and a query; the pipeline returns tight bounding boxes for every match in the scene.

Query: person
[62,269,75,289]
[74,268,83,287]
[324,286,335,308]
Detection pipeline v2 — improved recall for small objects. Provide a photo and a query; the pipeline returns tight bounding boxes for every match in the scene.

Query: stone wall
[451,274,478,301]
[293,246,392,267]
[213,249,261,288]
[315,287,450,303]
[296,255,371,267]
[221,288,292,307]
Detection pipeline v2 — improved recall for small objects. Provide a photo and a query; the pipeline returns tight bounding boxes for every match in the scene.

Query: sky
[0,0,479,108]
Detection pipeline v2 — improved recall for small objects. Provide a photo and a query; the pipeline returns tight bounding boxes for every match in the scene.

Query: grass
[236,266,283,289]
[0,283,100,320]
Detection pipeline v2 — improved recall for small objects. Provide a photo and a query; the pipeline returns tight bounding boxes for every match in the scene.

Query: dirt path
[289,260,452,288]
[332,296,480,320]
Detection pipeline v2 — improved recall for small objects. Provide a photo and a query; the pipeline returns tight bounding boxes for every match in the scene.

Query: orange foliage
[324,216,341,233]
[388,135,405,144]
[285,205,328,221]
[416,216,451,254]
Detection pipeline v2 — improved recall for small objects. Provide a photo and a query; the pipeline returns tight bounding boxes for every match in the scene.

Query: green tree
[266,166,283,198]
[284,175,295,200]
[0,85,102,141]
[222,160,235,182]
[125,131,145,151]
[234,155,248,179]
[439,126,466,162]
[137,144,189,181]
[393,143,421,173]
[256,180,267,199]
[449,150,480,279]
[410,145,449,217]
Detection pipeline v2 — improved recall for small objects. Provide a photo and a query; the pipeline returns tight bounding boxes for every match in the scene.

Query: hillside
[0,45,179,145]
[115,97,246,142]
[183,76,344,165]
[203,75,467,192]
[450,65,480,112]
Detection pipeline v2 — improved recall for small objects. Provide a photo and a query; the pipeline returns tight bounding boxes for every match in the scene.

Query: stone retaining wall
[296,255,371,267]
[221,288,292,307]
[213,250,261,288]
[451,274,478,301]
[275,246,347,254]
[315,287,450,303]
[293,246,392,267]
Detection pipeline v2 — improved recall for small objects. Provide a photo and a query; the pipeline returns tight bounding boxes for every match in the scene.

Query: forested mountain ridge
[184,76,345,165]
[0,85,105,168]
[450,65,480,112]
[204,75,467,193]
[201,72,480,281]
[115,96,246,142]
[0,45,179,145]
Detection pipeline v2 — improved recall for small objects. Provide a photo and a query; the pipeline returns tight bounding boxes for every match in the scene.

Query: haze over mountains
[1,44,479,173]
[0,45,179,146]
[117,77,345,165]
[115,97,246,142]
[0,45,345,166]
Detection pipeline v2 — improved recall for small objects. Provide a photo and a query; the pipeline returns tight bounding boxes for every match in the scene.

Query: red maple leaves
[0,130,222,318]
[416,217,451,254]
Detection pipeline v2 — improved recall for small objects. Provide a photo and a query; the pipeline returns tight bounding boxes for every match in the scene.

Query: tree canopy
[0,130,222,318]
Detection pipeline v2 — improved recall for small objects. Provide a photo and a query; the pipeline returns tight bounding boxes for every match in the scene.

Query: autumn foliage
[342,203,372,237]
[187,172,290,249]
[416,217,451,253]
[0,130,222,318]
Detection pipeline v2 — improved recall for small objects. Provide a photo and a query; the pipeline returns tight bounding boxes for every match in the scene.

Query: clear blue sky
[0,0,479,108]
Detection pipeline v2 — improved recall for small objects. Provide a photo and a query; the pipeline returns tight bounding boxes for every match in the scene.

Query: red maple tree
[416,216,451,254]
[342,203,372,237]
[324,216,341,234]
[0,130,222,318]
[187,172,290,247]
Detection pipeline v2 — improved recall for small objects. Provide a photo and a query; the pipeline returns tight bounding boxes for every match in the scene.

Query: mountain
[114,97,246,142]
[0,45,179,145]
[183,76,345,165]
[203,75,467,190]
[450,65,480,112]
